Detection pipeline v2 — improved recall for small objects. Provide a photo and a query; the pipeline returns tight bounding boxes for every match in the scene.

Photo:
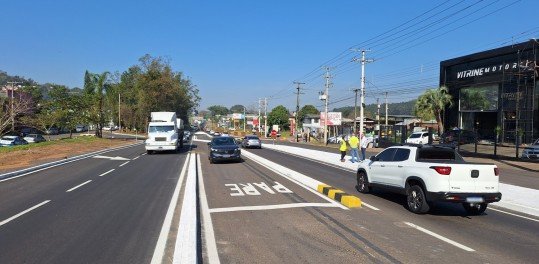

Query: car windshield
[246,136,259,140]
[212,137,236,145]
[409,133,422,138]
[149,125,175,133]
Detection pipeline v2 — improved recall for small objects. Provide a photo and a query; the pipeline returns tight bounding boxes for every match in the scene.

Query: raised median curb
[317,184,361,208]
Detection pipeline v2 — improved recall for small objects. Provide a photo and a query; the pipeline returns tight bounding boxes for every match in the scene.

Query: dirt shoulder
[0,136,136,174]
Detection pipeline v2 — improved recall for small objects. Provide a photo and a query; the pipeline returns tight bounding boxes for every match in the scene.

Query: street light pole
[7,81,22,132]
[118,93,121,131]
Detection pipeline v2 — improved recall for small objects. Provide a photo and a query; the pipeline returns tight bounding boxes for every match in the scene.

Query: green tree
[230,104,246,113]
[268,105,290,130]
[413,86,453,133]
[297,105,319,125]
[83,71,110,138]
[207,105,229,117]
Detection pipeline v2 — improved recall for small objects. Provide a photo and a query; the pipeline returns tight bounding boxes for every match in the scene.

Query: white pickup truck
[356,145,501,215]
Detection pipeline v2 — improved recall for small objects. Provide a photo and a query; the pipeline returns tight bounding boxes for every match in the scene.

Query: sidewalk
[262,143,539,218]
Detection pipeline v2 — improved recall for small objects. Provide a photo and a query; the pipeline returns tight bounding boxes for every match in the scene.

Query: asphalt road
[196,133,539,263]
[0,144,188,263]
[1,133,538,263]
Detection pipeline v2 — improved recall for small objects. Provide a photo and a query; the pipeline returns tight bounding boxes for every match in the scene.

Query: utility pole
[7,81,22,132]
[376,98,381,129]
[258,98,262,133]
[353,49,373,136]
[243,106,246,132]
[293,81,305,142]
[353,88,360,133]
[385,92,389,126]
[323,67,332,144]
[264,98,268,138]
[118,93,121,131]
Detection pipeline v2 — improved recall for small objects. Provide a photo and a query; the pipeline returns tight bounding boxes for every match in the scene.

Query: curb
[0,142,143,181]
[317,184,362,208]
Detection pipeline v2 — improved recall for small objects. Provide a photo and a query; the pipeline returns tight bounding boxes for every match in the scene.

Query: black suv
[207,136,241,163]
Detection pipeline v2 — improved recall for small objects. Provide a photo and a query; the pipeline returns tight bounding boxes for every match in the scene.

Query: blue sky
[1,0,538,112]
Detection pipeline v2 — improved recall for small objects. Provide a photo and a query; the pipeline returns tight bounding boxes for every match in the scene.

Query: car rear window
[416,148,464,162]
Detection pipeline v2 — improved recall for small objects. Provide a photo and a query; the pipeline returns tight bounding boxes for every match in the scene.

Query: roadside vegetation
[1,55,200,138]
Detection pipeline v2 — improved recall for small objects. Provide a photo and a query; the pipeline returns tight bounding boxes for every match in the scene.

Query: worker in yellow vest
[339,135,348,162]
[349,132,359,163]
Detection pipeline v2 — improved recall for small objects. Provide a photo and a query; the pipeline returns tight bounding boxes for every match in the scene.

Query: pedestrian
[339,135,348,162]
[349,132,359,163]
[360,133,369,161]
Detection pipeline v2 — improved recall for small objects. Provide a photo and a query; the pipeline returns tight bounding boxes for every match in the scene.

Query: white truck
[356,145,501,215]
[145,112,184,154]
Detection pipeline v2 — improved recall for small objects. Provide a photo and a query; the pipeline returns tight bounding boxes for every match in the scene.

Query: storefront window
[460,85,498,111]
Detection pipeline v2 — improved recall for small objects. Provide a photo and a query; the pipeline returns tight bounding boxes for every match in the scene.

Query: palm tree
[413,86,453,134]
[84,71,109,138]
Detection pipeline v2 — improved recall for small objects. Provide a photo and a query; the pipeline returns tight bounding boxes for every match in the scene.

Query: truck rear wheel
[406,185,430,214]
[463,202,487,215]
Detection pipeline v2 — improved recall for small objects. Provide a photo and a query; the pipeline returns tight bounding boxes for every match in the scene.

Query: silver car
[24,134,46,143]
[241,135,262,149]
[522,138,539,159]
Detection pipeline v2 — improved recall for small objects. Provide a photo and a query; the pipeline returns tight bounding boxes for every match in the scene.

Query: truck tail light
[494,167,499,176]
[430,166,452,175]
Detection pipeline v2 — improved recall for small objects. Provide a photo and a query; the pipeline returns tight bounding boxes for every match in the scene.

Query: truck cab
[145,112,184,154]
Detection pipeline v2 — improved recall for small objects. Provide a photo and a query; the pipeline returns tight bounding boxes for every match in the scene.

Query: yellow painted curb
[328,189,344,199]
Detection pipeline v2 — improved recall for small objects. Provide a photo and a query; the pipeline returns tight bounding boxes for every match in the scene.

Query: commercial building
[440,40,539,144]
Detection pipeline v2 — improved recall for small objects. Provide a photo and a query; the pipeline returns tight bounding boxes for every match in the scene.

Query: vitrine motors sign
[456,60,535,79]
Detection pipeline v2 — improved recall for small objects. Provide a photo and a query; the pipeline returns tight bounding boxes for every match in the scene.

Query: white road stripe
[66,180,92,192]
[404,222,475,252]
[142,153,147,156]
[209,203,340,213]
[360,202,380,211]
[489,207,539,223]
[151,153,191,264]
[197,154,220,264]
[173,153,199,263]
[119,161,130,167]
[99,169,115,177]
[133,156,140,160]
[0,200,51,227]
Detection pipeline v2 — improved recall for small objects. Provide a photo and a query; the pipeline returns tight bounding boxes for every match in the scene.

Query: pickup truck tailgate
[449,164,499,193]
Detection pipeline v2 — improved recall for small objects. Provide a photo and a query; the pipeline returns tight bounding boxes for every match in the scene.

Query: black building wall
[440,40,539,144]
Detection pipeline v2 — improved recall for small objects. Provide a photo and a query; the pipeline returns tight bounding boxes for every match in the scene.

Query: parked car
[406,132,430,144]
[45,127,59,135]
[103,126,118,131]
[522,138,539,159]
[0,135,28,146]
[440,129,478,145]
[241,135,262,149]
[75,125,87,132]
[23,134,46,143]
[356,145,501,214]
[213,132,221,136]
[208,136,241,163]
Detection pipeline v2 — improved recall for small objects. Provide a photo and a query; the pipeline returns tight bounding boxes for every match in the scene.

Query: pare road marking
[225,181,293,196]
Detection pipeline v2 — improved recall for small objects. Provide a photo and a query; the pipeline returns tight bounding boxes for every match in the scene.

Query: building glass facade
[440,40,539,144]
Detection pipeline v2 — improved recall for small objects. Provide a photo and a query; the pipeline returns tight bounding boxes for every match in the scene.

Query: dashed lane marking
[99,169,115,177]
[119,161,130,167]
[66,180,92,192]
[404,222,475,252]
[133,156,140,160]
[0,200,51,227]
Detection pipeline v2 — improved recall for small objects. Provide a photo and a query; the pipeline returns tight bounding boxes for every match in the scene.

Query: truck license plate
[466,197,484,203]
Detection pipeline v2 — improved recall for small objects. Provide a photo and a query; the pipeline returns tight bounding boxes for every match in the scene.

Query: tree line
[1,55,200,137]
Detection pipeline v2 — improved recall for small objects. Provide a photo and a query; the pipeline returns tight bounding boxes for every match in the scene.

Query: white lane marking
[0,200,51,227]
[404,222,475,252]
[361,202,380,211]
[133,156,140,160]
[151,153,191,264]
[173,153,198,263]
[257,147,382,211]
[197,154,220,264]
[99,169,115,177]
[66,180,92,192]
[209,202,340,213]
[119,161,130,167]
[489,207,539,223]
[242,150,348,210]
[0,143,142,183]
[142,153,147,156]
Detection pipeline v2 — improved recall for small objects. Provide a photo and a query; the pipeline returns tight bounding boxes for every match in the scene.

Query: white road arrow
[93,155,131,161]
